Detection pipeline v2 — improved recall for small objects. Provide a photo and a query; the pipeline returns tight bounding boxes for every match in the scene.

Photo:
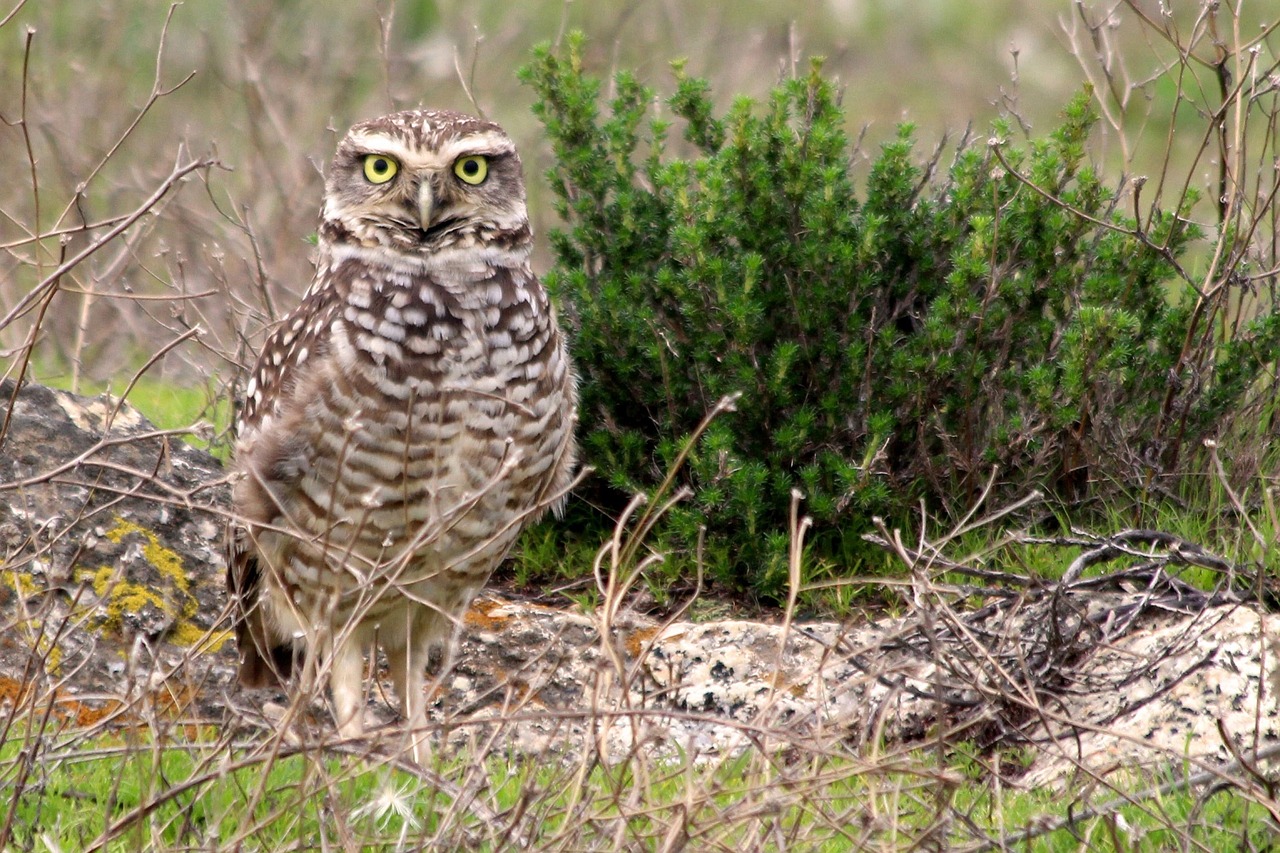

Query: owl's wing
[226,288,341,687]
[236,286,342,433]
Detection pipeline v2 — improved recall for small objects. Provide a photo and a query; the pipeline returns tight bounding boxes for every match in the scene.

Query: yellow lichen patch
[7,570,39,597]
[73,516,213,648]
[4,572,66,675]
[39,637,62,676]
[9,628,65,677]
[79,564,170,629]
[104,517,191,598]
[171,622,232,653]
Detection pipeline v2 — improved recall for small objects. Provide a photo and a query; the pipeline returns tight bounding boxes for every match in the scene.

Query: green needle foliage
[520,34,1280,601]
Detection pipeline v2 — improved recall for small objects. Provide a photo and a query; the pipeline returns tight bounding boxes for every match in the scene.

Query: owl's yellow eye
[363,154,398,184]
[454,155,488,185]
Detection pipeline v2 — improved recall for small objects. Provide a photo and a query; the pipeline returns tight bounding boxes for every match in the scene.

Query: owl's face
[319,109,529,255]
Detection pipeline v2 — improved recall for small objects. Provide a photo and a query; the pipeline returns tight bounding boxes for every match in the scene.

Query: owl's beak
[417,181,434,230]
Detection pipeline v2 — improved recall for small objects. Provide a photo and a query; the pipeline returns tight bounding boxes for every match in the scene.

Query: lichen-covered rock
[0,378,233,719]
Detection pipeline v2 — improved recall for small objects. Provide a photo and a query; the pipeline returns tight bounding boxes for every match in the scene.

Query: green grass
[3,731,430,850]
[33,371,234,459]
[6,724,1276,851]
[952,764,1279,851]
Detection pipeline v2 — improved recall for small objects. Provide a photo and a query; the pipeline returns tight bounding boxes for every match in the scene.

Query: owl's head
[319,109,530,256]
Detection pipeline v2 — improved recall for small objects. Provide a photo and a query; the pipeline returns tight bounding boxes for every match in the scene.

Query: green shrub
[519,35,1280,601]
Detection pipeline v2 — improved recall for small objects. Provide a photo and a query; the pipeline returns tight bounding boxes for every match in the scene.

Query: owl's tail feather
[237,635,298,688]
[227,535,302,687]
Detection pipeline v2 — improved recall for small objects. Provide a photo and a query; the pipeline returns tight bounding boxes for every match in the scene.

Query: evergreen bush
[520,36,1280,601]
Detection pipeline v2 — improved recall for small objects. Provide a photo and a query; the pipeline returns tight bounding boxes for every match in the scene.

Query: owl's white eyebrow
[347,131,515,172]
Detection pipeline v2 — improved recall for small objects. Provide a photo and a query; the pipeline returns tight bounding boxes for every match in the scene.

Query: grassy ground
[5,694,1277,850]
[3,413,1277,850]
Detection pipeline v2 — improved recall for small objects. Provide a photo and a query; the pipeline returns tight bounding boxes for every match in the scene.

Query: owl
[226,109,577,758]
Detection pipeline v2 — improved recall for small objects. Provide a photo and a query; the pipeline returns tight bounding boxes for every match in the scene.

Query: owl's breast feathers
[227,251,575,685]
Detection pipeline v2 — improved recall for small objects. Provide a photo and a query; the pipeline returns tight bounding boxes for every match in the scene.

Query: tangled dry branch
[861,522,1251,751]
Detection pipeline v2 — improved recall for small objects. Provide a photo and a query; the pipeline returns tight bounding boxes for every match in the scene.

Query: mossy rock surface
[0,379,232,720]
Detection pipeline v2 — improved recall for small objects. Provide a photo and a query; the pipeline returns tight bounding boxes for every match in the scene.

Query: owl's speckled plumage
[226,110,577,754]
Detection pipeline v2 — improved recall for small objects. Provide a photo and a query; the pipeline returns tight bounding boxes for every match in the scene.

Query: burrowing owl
[226,109,577,754]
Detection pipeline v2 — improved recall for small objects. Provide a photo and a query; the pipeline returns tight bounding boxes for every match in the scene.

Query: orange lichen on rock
[0,673,200,730]
[464,597,514,632]
[0,674,122,728]
[624,625,662,658]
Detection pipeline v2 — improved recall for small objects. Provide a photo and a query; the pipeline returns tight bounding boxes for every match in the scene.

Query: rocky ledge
[1,378,1276,786]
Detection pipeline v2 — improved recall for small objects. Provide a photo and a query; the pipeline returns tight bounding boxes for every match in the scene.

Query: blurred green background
[0,0,1265,416]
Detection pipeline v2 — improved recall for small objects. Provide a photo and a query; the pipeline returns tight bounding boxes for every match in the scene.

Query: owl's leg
[326,632,365,740]
[387,623,433,765]
[293,618,323,726]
